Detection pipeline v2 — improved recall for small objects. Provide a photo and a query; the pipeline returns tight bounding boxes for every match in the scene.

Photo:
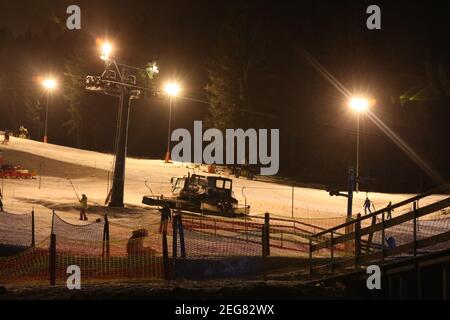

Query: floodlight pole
[165,96,173,163]
[44,90,50,143]
[355,111,360,192]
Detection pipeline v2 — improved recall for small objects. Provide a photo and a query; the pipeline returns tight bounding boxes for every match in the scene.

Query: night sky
[0,0,449,192]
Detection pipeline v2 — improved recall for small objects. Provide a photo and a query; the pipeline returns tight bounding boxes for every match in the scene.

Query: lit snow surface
[0,136,446,242]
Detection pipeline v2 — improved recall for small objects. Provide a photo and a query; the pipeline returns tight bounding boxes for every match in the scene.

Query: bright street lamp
[42,78,57,143]
[43,79,56,90]
[164,83,180,97]
[349,97,369,112]
[348,96,374,192]
[164,82,181,163]
[100,42,112,61]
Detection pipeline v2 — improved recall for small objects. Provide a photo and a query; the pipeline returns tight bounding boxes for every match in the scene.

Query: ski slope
[0,136,447,225]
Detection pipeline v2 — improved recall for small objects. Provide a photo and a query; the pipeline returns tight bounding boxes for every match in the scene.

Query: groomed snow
[0,136,447,237]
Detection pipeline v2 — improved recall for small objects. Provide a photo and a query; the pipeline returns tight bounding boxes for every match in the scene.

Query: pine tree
[63,51,88,147]
[205,5,269,131]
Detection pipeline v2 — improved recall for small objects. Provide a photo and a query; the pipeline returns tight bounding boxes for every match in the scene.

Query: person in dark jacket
[2,130,10,145]
[79,194,88,221]
[386,201,394,220]
[159,203,172,233]
[363,195,374,215]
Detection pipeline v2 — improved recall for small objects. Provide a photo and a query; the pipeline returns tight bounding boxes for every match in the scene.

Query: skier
[0,187,3,212]
[79,194,88,221]
[363,194,374,215]
[385,236,396,249]
[159,203,172,234]
[126,229,155,256]
[386,201,394,220]
[2,130,10,145]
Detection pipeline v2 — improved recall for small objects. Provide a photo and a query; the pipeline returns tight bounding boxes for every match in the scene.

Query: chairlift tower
[86,54,159,207]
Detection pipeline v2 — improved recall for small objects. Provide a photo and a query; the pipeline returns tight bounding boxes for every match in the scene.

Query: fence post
[178,215,186,259]
[291,183,295,219]
[162,230,170,280]
[354,213,361,270]
[330,230,334,275]
[381,211,385,263]
[51,210,55,233]
[173,214,178,259]
[264,213,270,257]
[103,215,110,258]
[49,233,56,286]
[31,209,35,247]
[413,202,417,257]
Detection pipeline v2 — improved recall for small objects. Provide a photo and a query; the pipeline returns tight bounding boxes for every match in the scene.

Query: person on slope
[2,130,10,145]
[79,194,88,221]
[126,229,156,256]
[386,201,394,220]
[363,194,374,215]
[159,203,172,234]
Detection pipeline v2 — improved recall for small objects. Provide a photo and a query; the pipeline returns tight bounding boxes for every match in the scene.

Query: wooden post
[330,230,334,275]
[162,230,170,280]
[172,215,178,259]
[413,202,417,257]
[178,215,186,259]
[262,224,267,257]
[367,214,377,253]
[264,213,270,257]
[381,211,385,262]
[103,215,110,258]
[49,233,56,286]
[309,237,313,277]
[262,221,267,281]
[291,183,295,219]
[354,213,361,270]
[31,209,35,247]
[51,210,55,233]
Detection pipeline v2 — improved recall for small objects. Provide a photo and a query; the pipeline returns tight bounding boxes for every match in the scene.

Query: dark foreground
[0,280,342,300]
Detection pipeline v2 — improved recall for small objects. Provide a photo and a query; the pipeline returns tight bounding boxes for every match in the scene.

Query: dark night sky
[0,0,449,191]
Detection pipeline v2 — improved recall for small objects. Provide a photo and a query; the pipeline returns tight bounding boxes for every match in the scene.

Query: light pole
[164,83,181,163]
[349,97,372,192]
[42,78,57,143]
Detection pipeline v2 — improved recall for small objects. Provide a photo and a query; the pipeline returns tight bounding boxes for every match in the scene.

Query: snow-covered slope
[0,137,446,220]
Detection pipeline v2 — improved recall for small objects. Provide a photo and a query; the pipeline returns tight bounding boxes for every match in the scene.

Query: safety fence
[0,209,326,286]
[0,212,165,286]
[309,185,450,276]
[0,210,35,247]
[2,189,450,287]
